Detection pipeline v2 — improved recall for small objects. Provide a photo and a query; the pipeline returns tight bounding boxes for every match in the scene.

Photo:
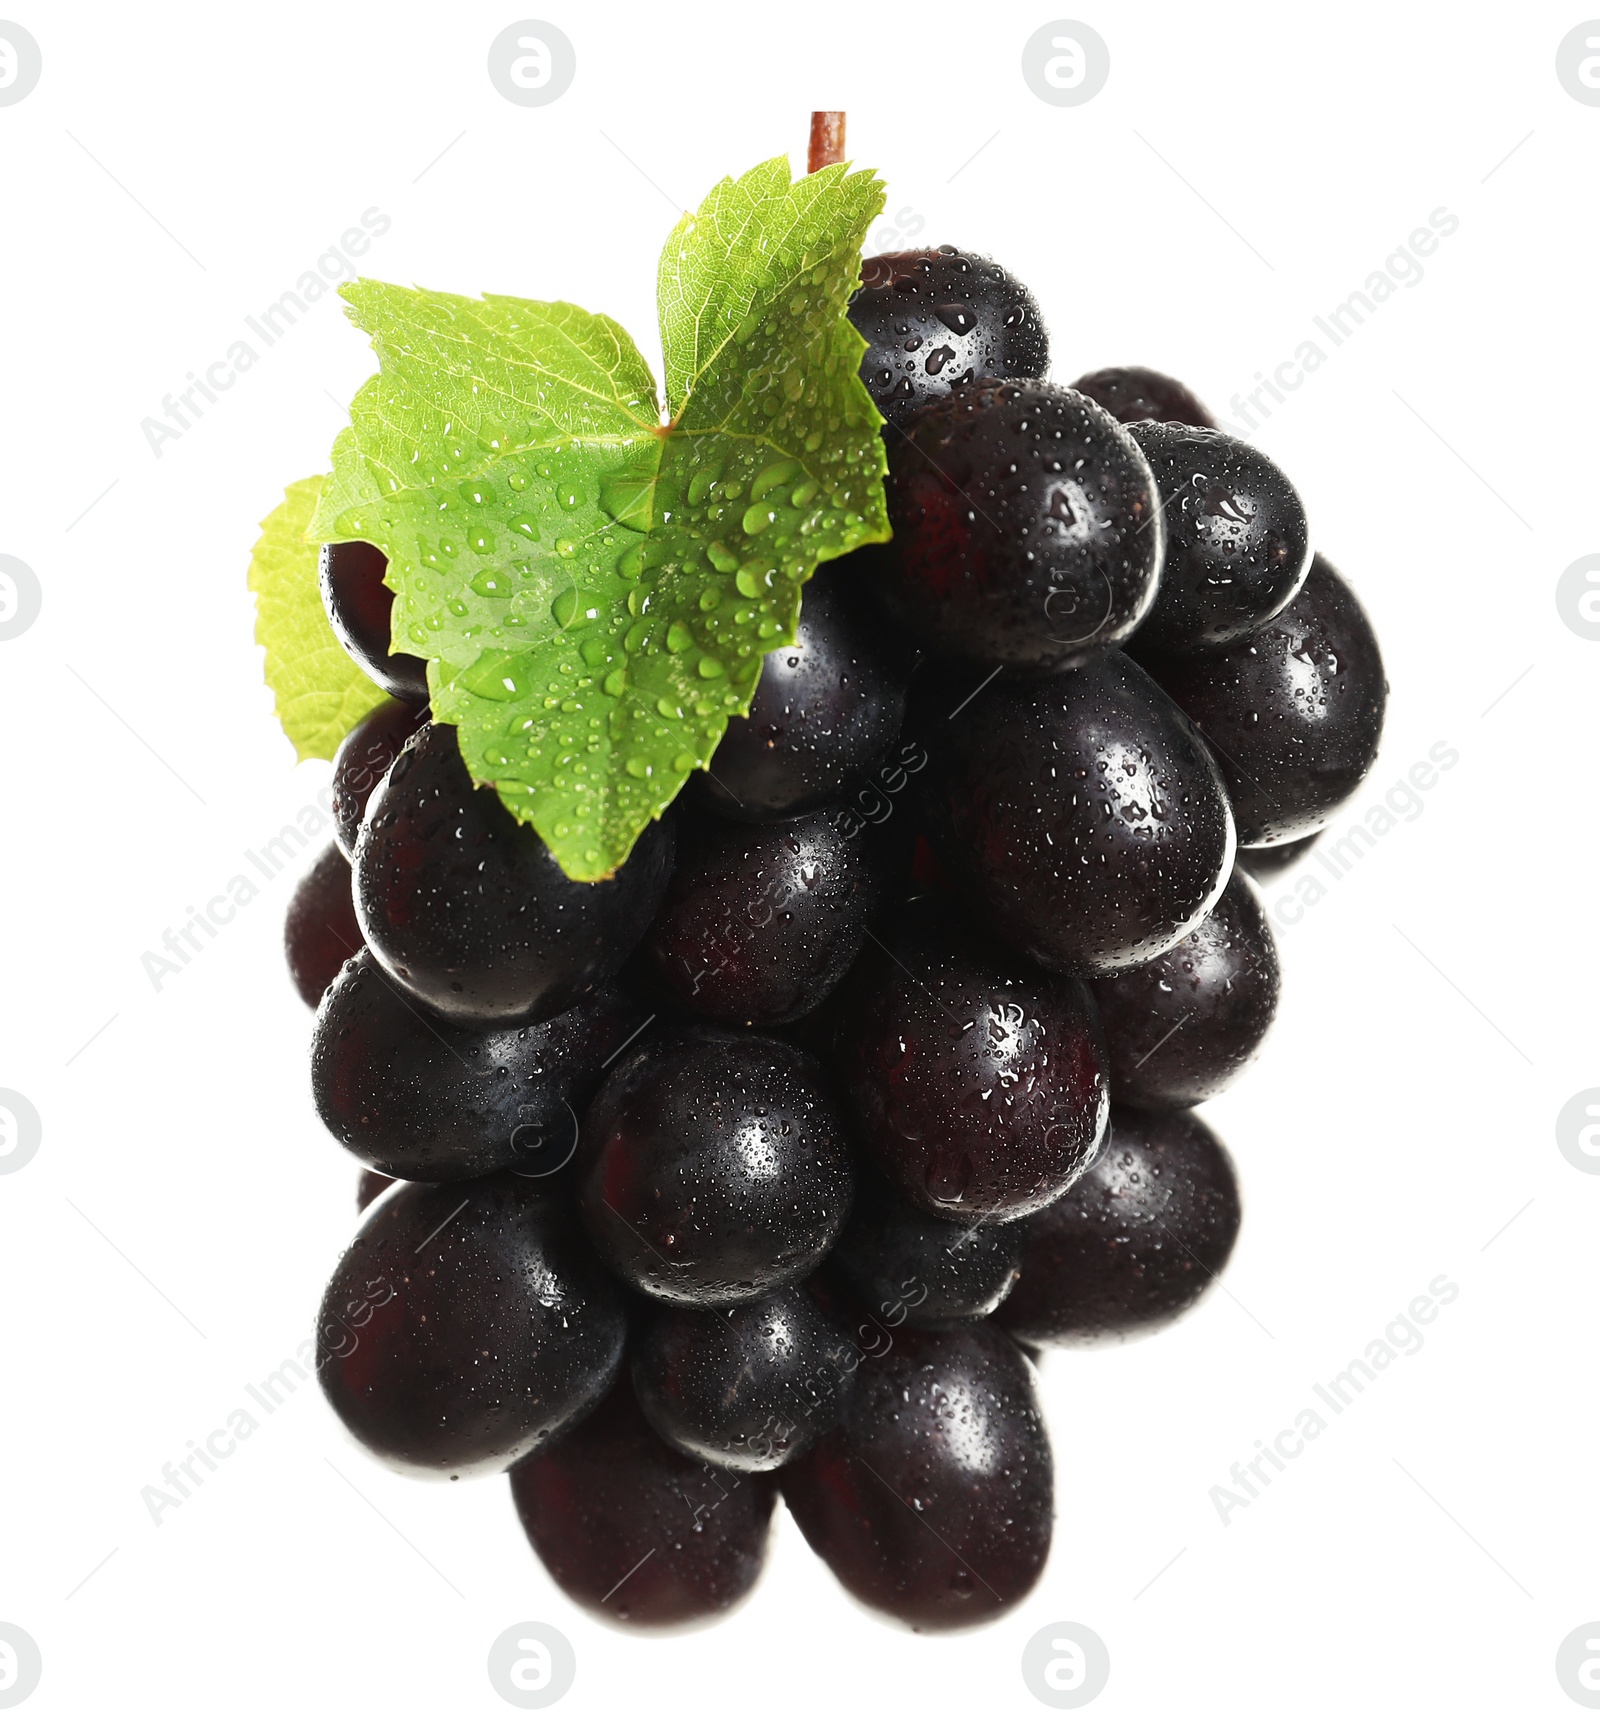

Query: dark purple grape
[849,246,1049,426]
[1091,866,1280,1111]
[831,896,1107,1221]
[918,652,1236,976]
[331,696,428,860]
[577,1029,853,1307]
[1148,554,1387,846]
[631,1284,857,1471]
[1072,365,1215,428]
[510,1377,776,1630]
[313,957,646,1182]
[284,842,362,1008]
[1241,829,1323,882]
[354,723,674,1028]
[997,1106,1241,1348]
[316,1171,625,1478]
[830,1167,1025,1325]
[780,1322,1052,1631]
[1127,424,1311,656]
[637,805,902,1026]
[319,541,429,702]
[356,1169,395,1211]
[695,559,908,820]
[874,382,1163,672]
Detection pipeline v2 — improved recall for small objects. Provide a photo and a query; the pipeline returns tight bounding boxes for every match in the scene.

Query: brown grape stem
[808,111,846,173]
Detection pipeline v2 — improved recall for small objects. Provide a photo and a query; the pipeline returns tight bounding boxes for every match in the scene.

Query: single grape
[313,956,645,1182]
[1091,865,1280,1111]
[779,1322,1052,1631]
[284,842,362,1009]
[631,1283,857,1471]
[831,896,1107,1220]
[316,1171,625,1477]
[355,1169,394,1211]
[636,805,902,1026]
[319,541,429,702]
[997,1106,1241,1347]
[874,382,1163,672]
[849,245,1048,426]
[695,558,908,820]
[1148,554,1387,845]
[1240,829,1323,883]
[1072,365,1215,428]
[577,1028,853,1307]
[509,1377,776,1630]
[917,652,1236,976]
[331,696,428,860]
[354,723,674,1028]
[1126,423,1311,655]
[830,1166,1025,1326]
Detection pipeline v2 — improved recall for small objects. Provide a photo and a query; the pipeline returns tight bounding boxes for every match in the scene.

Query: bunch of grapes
[285,242,1386,1634]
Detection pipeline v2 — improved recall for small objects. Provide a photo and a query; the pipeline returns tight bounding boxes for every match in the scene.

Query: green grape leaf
[308,155,889,880]
[248,475,386,761]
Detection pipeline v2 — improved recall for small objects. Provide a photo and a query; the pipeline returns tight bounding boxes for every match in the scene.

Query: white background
[0,0,1595,1724]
